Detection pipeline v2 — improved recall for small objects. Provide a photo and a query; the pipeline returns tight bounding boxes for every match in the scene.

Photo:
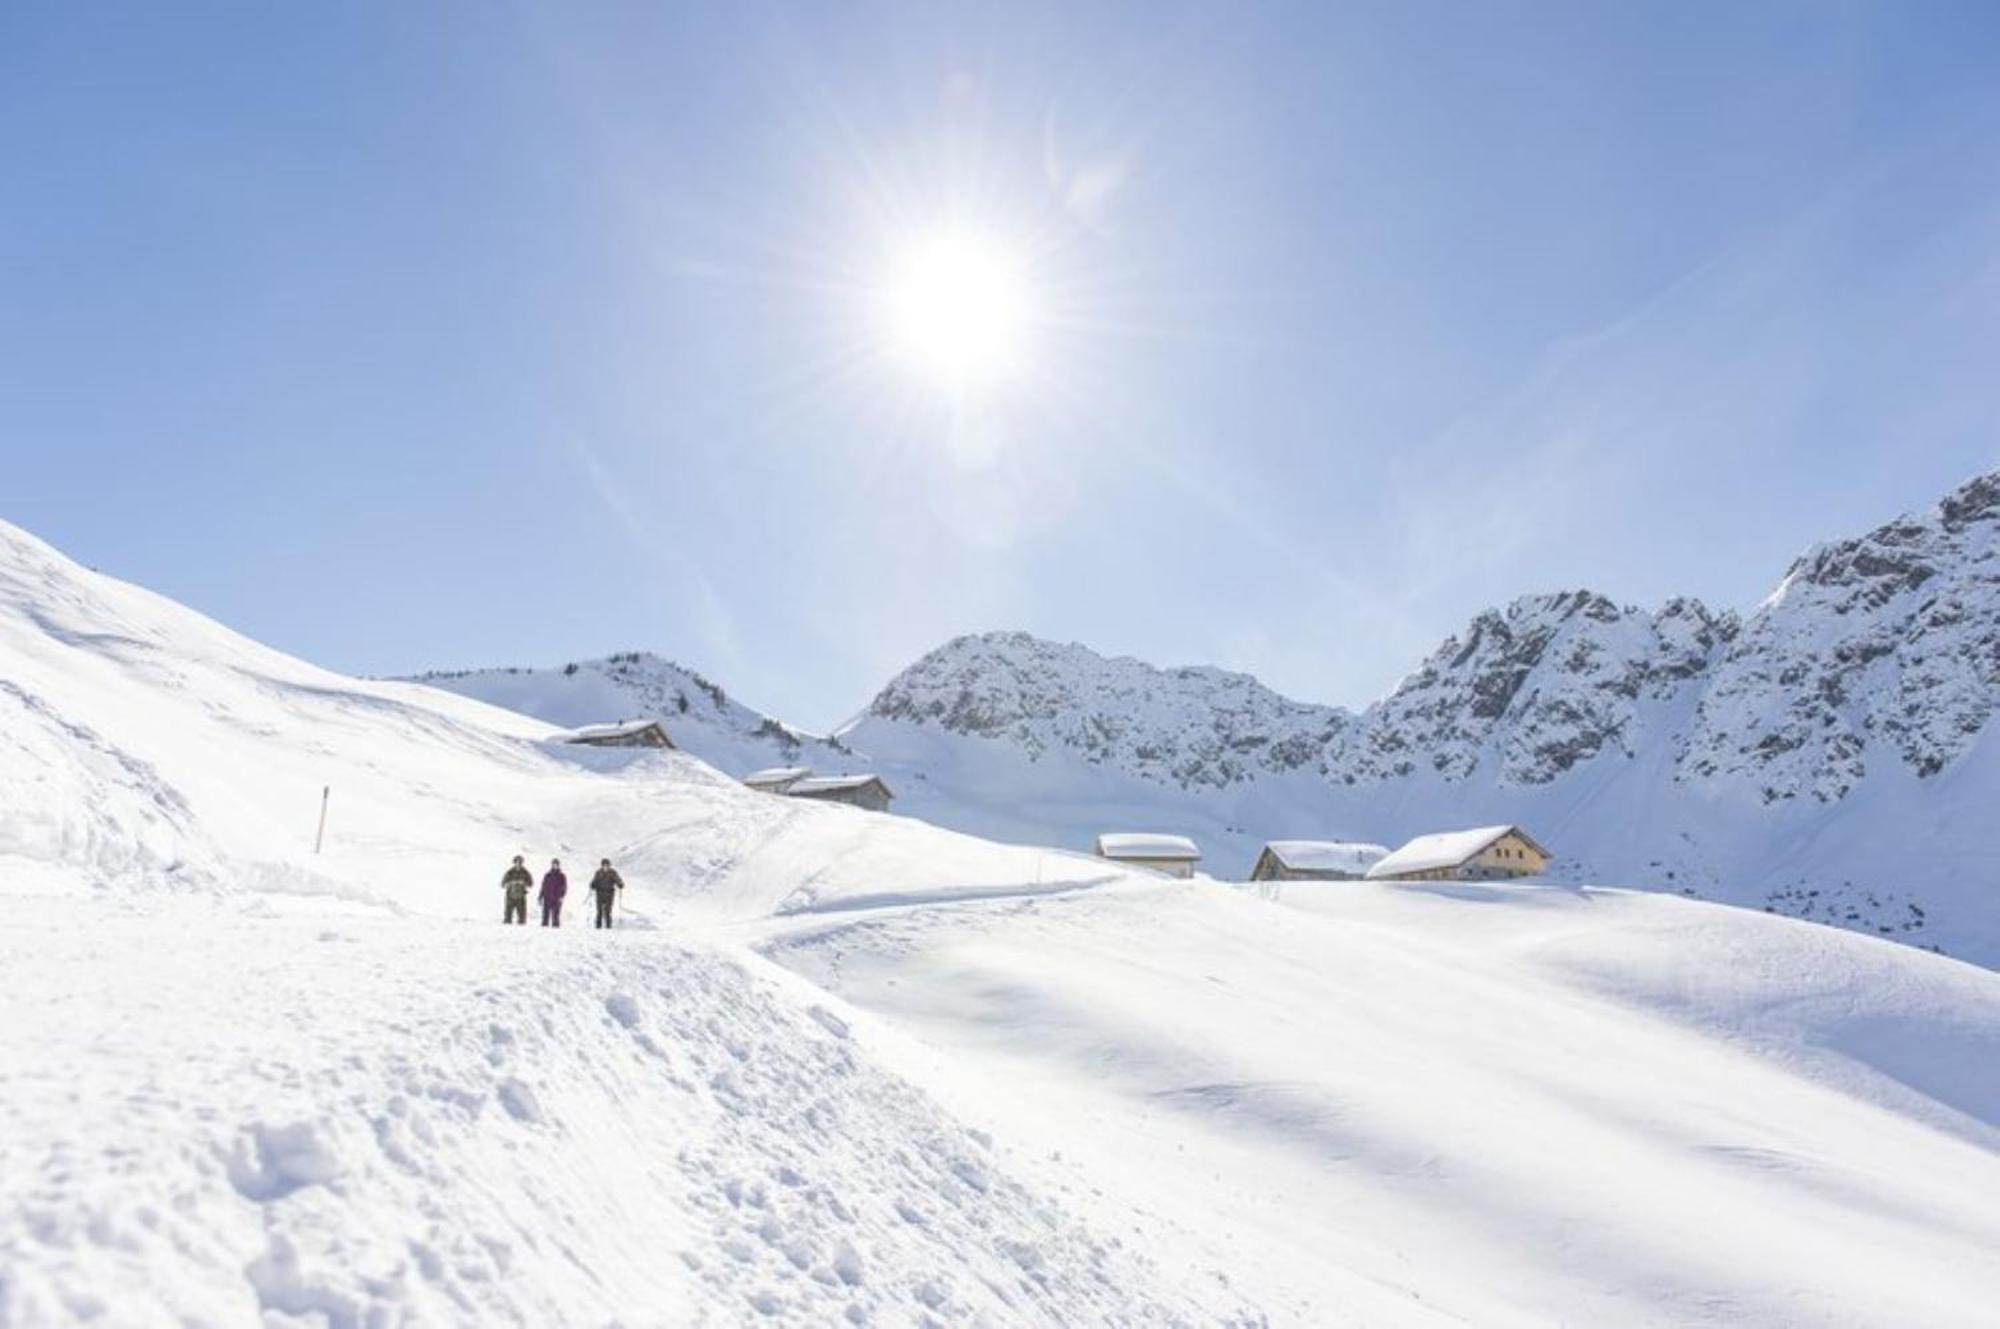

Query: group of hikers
[501,855,625,928]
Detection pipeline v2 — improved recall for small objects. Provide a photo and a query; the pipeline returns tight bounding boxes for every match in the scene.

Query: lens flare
[882,231,1030,386]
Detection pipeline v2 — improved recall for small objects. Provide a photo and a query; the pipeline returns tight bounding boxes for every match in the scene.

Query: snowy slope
[0,517,1251,1325]
[1,902,1239,1328]
[410,654,857,780]
[7,513,2000,1326]
[760,877,2000,1328]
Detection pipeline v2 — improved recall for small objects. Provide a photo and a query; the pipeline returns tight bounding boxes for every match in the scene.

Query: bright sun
[883,231,1031,387]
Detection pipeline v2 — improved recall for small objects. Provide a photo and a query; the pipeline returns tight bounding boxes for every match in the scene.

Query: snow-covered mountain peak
[1346,587,1737,786]
[1683,468,2000,801]
[409,652,851,778]
[858,592,1737,793]
[860,629,1350,786]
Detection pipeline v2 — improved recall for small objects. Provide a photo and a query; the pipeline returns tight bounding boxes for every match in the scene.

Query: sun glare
[883,231,1031,387]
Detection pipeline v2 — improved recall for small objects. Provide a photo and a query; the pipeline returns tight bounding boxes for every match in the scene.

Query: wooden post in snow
[314,785,330,855]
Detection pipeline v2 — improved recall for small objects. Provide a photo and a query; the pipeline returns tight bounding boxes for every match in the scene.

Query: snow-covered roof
[1366,826,1538,879]
[1260,840,1391,874]
[559,719,671,742]
[1094,833,1201,861]
[788,775,892,796]
[744,766,812,788]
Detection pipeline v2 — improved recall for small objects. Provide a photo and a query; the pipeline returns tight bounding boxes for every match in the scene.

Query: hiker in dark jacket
[539,859,568,927]
[589,859,624,929]
[502,855,532,925]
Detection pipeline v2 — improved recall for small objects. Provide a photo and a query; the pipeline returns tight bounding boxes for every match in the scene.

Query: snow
[1,903,1220,1327]
[787,775,891,796]
[559,718,671,742]
[1259,839,1390,874]
[6,513,2000,1326]
[1365,825,1519,878]
[408,654,853,780]
[744,765,812,789]
[1093,831,1201,860]
[760,878,2000,1328]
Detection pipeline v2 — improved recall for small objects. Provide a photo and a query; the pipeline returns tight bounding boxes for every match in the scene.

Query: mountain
[409,654,856,778]
[6,512,2000,1327]
[415,471,2000,965]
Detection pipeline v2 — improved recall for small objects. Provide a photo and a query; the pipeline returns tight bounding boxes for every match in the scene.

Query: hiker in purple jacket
[539,859,568,927]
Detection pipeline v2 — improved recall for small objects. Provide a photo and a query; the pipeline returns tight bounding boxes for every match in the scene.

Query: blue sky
[6,2,1999,728]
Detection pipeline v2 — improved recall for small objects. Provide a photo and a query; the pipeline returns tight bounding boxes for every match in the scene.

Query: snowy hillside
[410,653,857,780]
[413,472,2000,964]
[4,514,2000,1326]
[0,516,1247,1324]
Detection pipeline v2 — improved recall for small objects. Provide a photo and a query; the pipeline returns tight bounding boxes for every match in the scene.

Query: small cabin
[743,766,812,794]
[1094,832,1201,879]
[1366,825,1551,882]
[558,719,675,750]
[785,774,895,814]
[1249,840,1391,882]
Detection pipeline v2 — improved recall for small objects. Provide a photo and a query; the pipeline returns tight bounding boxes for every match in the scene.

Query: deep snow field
[4,515,1999,1327]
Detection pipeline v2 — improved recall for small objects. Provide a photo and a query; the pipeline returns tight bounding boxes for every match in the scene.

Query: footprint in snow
[496,1078,543,1124]
[227,1121,344,1202]
[605,992,642,1028]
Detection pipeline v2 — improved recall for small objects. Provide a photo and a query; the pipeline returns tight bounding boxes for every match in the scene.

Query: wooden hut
[1365,825,1551,882]
[785,774,895,813]
[1093,832,1201,879]
[1248,840,1391,882]
[558,719,675,750]
[743,766,812,794]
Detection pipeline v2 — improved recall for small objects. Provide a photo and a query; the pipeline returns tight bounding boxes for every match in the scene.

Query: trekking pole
[313,785,330,854]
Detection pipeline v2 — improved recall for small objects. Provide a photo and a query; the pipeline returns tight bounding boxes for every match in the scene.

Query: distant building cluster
[1093,823,1553,886]
[553,716,1550,885]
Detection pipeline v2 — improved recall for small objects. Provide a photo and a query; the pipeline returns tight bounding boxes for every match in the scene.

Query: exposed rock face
[1680,472,2000,802]
[1335,591,1738,787]
[861,593,1747,793]
[861,473,2000,807]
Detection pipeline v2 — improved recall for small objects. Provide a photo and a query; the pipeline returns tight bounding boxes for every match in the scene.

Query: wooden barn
[1248,840,1391,882]
[558,719,675,750]
[1094,832,1201,879]
[1366,825,1551,882]
[784,774,895,813]
[743,766,812,794]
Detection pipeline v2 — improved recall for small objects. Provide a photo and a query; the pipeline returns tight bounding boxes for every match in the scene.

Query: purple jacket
[539,869,567,902]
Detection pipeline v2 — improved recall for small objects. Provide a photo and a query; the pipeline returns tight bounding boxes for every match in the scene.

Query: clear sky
[6,2,2000,729]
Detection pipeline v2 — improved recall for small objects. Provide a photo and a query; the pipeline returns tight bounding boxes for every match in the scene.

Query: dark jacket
[590,867,624,898]
[502,865,532,901]
[539,869,568,903]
